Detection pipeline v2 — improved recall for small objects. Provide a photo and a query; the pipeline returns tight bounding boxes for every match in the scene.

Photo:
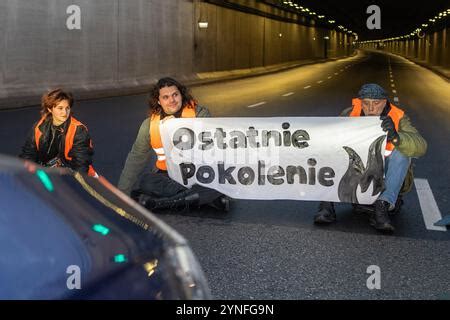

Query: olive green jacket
[341,105,427,194]
[118,106,210,195]
[341,106,427,158]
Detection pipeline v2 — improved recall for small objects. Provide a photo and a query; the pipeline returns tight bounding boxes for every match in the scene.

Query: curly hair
[40,88,74,117]
[148,77,194,116]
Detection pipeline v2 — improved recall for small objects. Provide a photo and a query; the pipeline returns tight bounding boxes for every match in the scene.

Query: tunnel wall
[359,26,450,77]
[0,0,354,109]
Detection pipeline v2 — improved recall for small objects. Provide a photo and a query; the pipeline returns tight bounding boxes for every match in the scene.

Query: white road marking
[414,179,447,231]
[247,101,266,108]
[393,97,399,102]
[317,80,323,84]
[304,85,311,89]
[282,92,294,97]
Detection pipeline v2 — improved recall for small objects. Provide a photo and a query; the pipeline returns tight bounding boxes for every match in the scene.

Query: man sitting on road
[118,77,230,212]
[313,83,427,233]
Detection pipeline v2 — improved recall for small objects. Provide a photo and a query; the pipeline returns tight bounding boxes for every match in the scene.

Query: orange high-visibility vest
[349,98,404,156]
[35,116,98,177]
[150,104,196,171]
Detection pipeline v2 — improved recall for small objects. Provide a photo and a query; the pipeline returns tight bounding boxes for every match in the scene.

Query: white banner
[160,117,387,204]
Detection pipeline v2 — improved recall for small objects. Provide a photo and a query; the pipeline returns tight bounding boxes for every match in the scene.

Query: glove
[380,116,400,145]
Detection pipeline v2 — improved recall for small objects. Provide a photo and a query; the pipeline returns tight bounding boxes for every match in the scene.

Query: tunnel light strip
[278,1,355,38]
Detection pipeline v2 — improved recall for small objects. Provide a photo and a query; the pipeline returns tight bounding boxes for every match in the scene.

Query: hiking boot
[138,193,158,209]
[352,203,375,214]
[130,189,142,202]
[208,195,231,212]
[369,200,395,233]
[388,196,403,216]
[314,202,336,224]
[138,190,200,212]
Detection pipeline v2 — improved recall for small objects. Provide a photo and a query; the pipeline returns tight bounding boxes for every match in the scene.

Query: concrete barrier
[0,0,355,109]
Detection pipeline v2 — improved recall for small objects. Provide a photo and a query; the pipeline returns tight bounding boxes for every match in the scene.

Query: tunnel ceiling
[273,0,450,40]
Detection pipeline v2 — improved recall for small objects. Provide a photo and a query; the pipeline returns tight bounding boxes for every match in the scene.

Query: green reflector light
[114,254,127,263]
[92,224,110,236]
[36,170,54,192]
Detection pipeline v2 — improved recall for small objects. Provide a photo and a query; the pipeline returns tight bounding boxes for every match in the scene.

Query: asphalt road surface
[1,50,449,299]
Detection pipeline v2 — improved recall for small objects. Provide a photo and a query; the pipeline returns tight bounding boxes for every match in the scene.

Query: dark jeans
[137,171,223,206]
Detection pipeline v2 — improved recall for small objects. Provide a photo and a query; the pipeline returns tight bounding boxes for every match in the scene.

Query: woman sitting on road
[19,88,96,176]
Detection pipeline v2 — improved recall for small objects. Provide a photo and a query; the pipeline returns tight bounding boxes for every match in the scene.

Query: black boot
[314,202,336,224]
[352,203,375,214]
[208,195,231,212]
[389,195,403,216]
[138,189,200,211]
[370,200,395,232]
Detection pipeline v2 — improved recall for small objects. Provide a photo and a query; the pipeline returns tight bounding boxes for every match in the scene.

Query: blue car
[0,154,211,299]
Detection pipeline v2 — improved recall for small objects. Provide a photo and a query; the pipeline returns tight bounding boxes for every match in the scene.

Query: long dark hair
[148,77,194,116]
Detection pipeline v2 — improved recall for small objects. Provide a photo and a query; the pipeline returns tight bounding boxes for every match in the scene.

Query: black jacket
[19,116,94,173]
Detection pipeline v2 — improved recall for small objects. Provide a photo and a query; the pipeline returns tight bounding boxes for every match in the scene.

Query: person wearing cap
[118,77,230,212]
[19,88,97,176]
[313,83,427,232]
